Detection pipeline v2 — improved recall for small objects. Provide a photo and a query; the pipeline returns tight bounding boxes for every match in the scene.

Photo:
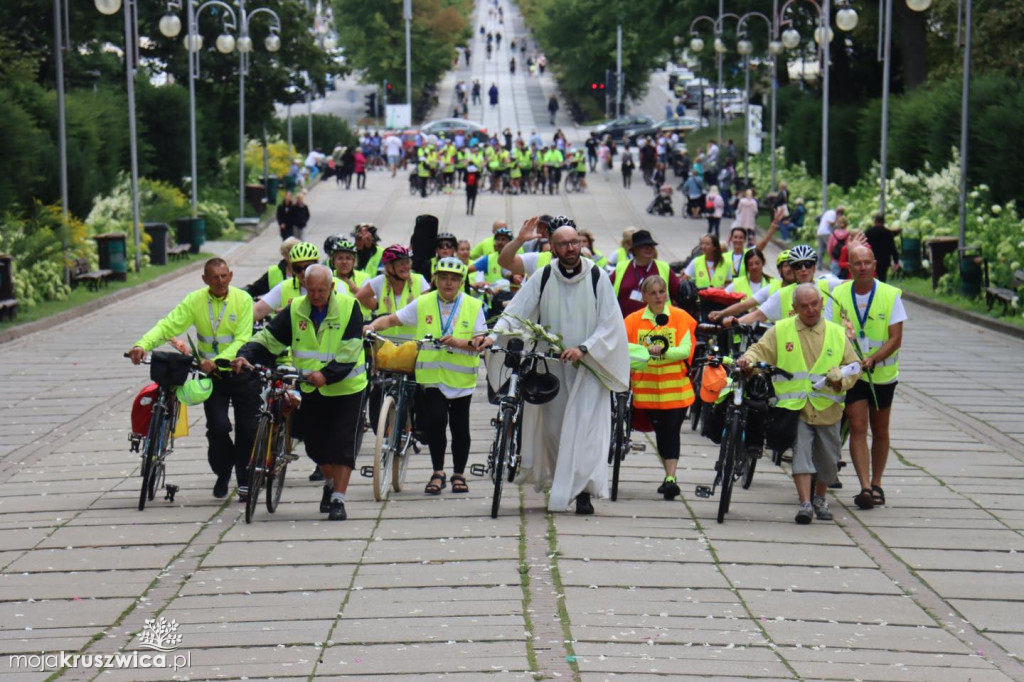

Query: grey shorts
[792,420,841,484]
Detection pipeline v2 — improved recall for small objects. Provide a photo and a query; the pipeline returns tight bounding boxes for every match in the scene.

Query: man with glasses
[724,245,841,326]
[480,220,630,516]
[253,242,345,322]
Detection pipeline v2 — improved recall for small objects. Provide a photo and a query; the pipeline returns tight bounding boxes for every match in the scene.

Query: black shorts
[845,380,897,410]
[293,389,364,467]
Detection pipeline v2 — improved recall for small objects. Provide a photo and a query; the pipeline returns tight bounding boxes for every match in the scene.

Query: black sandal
[424,473,447,495]
[854,488,874,510]
[450,474,469,494]
[871,485,886,506]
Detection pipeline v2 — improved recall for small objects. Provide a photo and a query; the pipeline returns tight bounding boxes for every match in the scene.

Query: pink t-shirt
[354,153,366,173]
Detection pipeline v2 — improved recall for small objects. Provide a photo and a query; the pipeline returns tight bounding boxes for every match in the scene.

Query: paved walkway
[2,2,1024,680]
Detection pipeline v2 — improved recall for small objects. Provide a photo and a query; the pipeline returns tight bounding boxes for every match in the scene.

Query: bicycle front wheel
[610,394,628,502]
[690,369,704,431]
[139,404,167,511]
[392,402,413,492]
[717,413,741,524]
[245,418,271,524]
[373,395,397,501]
[491,409,514,519]
[266,418,290,513]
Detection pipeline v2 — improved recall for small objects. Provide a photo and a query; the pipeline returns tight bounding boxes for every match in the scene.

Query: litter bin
[143,223,171,266]
[925,236,959,289]
[260,175,279,205]
[94,233,128,281]
[0,253,13,299]
[174,216,206,254]
[245,184,268,216]
[900,235,922,274]
[959,247,984,298]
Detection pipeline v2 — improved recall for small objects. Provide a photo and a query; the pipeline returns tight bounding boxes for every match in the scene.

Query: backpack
[466,172,477,187]
[705,197,715,211]
[536,263,602,325]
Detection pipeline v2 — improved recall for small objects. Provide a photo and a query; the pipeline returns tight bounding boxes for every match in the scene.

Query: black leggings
[420,388,472,473]
[645,407,688,461]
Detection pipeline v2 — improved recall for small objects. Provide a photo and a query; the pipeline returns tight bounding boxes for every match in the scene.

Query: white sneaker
[812,495,833,521]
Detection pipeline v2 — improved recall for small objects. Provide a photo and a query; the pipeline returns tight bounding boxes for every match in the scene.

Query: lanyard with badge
[439,294,462,336]
[630,261,654,302]
[208,296,228,354]
[852,281,875,354]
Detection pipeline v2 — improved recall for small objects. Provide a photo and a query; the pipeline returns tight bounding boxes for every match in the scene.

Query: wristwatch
[578,345,589,355]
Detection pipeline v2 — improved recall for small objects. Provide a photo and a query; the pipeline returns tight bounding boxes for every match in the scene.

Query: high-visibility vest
[288,293,366,397]
[624,306,697,409]
[267,263,286,290]
[278,276,345,312]
[483,253,503,283]
[772,316,849,412]
[337,269,371,319]
[728,249,749,280]
[527,251,555,279]
[831,280,901,384]
[613,259,671,296]
[376,274,426,341]
[414,292,483,390]
[361,245,384,276]
[135,286,252,362]
[691,255,730,289]
[777,279,831,319]
[731,276,781,298]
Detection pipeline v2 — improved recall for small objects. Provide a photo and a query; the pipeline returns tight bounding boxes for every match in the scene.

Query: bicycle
[361,332,443,501]
[124,351,199,511]
[473,338,560,518]
[688,323,724,433]
[694,356,791,523]
[608,389,646,501]
[564,168,581,193]
[243,365,306,524]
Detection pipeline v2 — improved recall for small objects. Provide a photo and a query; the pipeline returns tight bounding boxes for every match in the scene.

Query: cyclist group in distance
[127,208,903,525]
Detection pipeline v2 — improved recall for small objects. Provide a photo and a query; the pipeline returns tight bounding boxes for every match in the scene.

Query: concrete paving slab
[571,641,791,678]
[721,564,904,594]
[201,539,367,567]
[180,564,357,596]
[316,641,528,675]
[741,590,935,627]
[4,544,181,572]
[342,586,523,619]
[557,560,730,589]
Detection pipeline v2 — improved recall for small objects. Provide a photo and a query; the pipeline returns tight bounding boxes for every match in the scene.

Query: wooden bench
[167,243,192,261]
[984,265,1024,316]
[71,257,113,291]
[0,298,16,321]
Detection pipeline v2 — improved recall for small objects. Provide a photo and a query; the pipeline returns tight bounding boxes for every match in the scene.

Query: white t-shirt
[759,275,842,321]
[394,295,488,399]
[725,277,770,296]
[368,273,431,302]
[823,286,908,328]
[817,209,837,236]
[261,278,345,310]
[520,251,556,277]
[384,136,403,157]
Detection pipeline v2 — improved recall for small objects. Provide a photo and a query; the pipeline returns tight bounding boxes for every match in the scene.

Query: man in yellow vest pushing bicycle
[739,283,861,525]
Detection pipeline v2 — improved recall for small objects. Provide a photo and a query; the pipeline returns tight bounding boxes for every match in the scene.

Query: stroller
[646,185,674,216]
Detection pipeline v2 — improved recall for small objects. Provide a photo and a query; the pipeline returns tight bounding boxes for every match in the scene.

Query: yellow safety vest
[831,280,901,384]
[287,293,366,397]
[267,264,285,290]
[361,245,384,276]
[731,276,780,298]
[691,255,730,289]
[136,286,253,363]
[414,292,483,389]
[278,276,345,312]
[337,269,371,319]
[613,259,671,296]
[772,316,849,412]
[376,274,426,342]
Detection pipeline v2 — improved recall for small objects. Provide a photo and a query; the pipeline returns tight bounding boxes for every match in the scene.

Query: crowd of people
[127,200,905,525]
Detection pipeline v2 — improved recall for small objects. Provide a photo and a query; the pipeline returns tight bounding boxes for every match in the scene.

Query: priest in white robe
[477,224,630,514]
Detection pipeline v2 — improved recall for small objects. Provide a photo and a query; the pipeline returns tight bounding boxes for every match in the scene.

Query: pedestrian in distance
[292,194,310,242]
[705,185,724,240]
[489,83,499,106]
[276,191,295,240]
[864,213,901,283]
[354,147,367,190]
[510,57,516,74]
[548,95,559,125]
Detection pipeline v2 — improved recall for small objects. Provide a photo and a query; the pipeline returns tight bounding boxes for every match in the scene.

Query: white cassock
[488,258,630,510]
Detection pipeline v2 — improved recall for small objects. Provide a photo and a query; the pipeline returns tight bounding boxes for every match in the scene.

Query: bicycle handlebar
[363,330,446,349]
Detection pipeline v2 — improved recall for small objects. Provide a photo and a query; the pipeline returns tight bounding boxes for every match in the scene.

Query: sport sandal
[424,472,447,495]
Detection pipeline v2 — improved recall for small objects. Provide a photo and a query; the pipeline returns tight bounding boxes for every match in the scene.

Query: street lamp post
[95,0,143,273]
[736,13,773,184]
[53,0,71,284]
[957,0,972,251]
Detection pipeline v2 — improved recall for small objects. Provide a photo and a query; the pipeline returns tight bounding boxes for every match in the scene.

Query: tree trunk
[895,2,928,91]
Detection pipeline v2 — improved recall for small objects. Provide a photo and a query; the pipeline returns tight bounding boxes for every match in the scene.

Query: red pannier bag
[131,382,161,438]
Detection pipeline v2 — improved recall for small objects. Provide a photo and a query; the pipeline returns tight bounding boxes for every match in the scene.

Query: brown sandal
[871,485,886,506]
[450,474,469,494]
[424,473,446,495]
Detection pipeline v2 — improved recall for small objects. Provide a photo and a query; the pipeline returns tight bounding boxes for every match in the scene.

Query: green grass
[895,274,1024,329]
[0,253,208,332]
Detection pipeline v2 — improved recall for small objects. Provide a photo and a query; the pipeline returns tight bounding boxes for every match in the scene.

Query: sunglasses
[790,261,816,270]
[293,263,313,274]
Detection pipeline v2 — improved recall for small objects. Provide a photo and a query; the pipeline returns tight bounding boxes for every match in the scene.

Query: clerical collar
[558,262,582,278]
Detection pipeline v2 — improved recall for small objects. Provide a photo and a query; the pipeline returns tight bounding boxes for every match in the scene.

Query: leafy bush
[197,200,231,241]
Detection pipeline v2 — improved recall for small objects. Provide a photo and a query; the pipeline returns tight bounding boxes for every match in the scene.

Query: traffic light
[365,92,377,118]
[606,70,618,94]
[590,82,605,91]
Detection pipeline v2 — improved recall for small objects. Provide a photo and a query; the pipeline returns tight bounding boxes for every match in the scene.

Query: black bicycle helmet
[436,231,458,246]
[548,215,577,230]
[520,367,560,405]
[323,234,346,256]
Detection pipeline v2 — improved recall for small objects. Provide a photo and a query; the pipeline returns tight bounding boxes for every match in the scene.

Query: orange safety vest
[624,306,697,410]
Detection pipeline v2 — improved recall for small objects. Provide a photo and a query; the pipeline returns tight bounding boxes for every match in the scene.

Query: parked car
[590,115,655,141]
[628,117,708,144]
[419,118,488,140]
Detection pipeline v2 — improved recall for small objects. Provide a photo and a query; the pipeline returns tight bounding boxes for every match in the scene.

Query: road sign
[346,89,358,104]
[387,104,412,129]
[747,105,763,154]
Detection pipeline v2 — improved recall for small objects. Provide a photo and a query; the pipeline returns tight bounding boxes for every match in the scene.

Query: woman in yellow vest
[234,265,367,521]
[329,238,370,319]
[726,249,779,299]
[623,276,697,500]
[684,234,730,289]
[366,257,487,495]
[355,245,430,342]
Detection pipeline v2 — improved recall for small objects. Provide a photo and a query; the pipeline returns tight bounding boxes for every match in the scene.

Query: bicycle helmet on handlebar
[787,244,817,265]
[381,244,411,264]
[176,377,213,406]
[289,241,320,264]
[434,256,467,279]
[520,366,560,405]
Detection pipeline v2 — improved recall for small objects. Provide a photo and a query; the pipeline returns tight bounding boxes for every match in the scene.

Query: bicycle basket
[150,350,194,387]
[375,339,418,375]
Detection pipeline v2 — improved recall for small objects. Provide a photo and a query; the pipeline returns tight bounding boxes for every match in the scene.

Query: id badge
[857,334,870,355]
[629,289,644,302]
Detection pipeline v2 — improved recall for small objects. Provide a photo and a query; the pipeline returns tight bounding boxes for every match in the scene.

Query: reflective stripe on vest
[194,290,246,359]
[624,307,697,409]
[414,292,483,389]
[613,259,671,296]
[831,280,900,383]
[691,255,730,289]
[776,279,831,319]
[290,293,367,397]
[772,316,849,412]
